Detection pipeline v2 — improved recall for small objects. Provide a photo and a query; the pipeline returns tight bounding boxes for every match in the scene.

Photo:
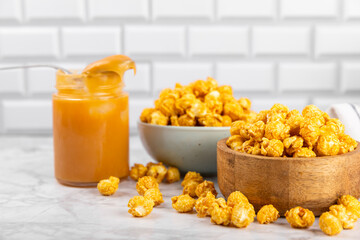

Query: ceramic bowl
[217,138,360,216]
[138,121,230,175]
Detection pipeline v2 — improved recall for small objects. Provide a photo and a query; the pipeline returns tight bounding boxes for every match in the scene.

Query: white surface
[0,136,359,239]
[0,0,360,134]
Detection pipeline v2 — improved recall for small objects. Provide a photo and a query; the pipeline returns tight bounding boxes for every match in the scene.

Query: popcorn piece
[178,114,196,127]
[238,98,251,111]
[285,207,315,228]
[337,195,360,218]
[257,204,280,224]
[97,176,119,196]
[156,97,177,117]
[181,171,203,187]
[293,147,316,158]
[320,118,345,136]
[146,163,167,183]
[255,110,269,124]
[264,121,290,141]
[140,108,155,123]
[271,103,289,115]
[198,113,223,127]
[144,188,164,206]
[187,99,207,119]
[130,164,148,181]
[261,138,284,157]
[283,136,304,156]
[231,203,255,228]
[230,121,245,136]
[299,119,320,149]
[222,115,233,127]
[329,204,357,229]
[248,121,266,142]
[195,192,216,218]
[319,212,343,236]
[136,176,159,195]
[224,100,244,122]
[316,133,340,156]
[210,198,232,226]
[195,180,218,198]
[302,105,325,126]
[128,196,154,217]
[148,110,168,126]
[170,115,180,126]
[183,181,200,198]
[286,109,303,136]
[227,191,249,208]
[204,90,223,115]
[192,80,210,97]
[226,135,244,151]
[339,134,358,154]
[166,167,180,183]
[171,194,196,213]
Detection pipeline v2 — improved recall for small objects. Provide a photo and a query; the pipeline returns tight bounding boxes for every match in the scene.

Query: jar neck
[55,70,124,98]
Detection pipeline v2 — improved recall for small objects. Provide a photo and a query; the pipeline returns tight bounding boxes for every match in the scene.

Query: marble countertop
[0,136,359,240]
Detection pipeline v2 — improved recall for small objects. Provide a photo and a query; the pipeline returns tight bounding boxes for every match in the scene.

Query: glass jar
[53,56,135,187]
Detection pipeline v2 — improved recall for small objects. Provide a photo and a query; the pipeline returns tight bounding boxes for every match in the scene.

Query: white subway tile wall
[0,0,359,135]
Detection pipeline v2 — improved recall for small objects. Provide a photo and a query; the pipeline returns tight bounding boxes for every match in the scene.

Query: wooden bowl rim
[218,137,360,162]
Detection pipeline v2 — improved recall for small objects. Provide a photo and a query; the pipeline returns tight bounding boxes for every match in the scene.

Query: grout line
[336,60,343,94]
[274,61,279,95]
[120,24,125,54]
[58,27,64,60]
[310,24,316,61]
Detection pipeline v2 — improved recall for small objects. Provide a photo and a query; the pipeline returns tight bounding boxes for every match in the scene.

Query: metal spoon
[0,64,72,74]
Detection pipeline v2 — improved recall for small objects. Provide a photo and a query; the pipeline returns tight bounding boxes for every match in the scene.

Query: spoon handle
[0,64,72,74]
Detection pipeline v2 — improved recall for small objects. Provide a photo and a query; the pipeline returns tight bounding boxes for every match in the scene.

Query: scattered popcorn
[195,180,218,198]
[227,104,357,157]
[128,196,154,217]
[210,198,232,226]
[144,188,164,206]
[181,171,203,187]
[172,194,196,213]
[329,204,357,229]
[231,203,255,228]
[97,176,119,196]
[285,207,315,228]
[129,164,148,181]
[227,191,249,208]
[183,181,200,198]
[195,192,216,218]
[136,176,159,195]
[257,205,280,224]
[337,195,360,218]
[147,163,168,183]
[166,167,180,183]
[319,212,343,236]
[140,77,254,126]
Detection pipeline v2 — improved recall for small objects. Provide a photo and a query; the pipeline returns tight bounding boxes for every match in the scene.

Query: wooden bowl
[217,138,360,216]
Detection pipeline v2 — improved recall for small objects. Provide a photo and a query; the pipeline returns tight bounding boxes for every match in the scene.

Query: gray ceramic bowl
[137,121,230,175]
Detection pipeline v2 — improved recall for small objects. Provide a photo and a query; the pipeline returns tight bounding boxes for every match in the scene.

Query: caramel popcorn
[195,180,218,198]
[248,121,265,142]
[129,164,148,181]
[285,207,315,228]
[261,138,284,157]
[97,176,119,196]
[257,205,280,224]
[146,163,167,183]
[329,204,357,229]
[165,167,180,183]
[128,196,154,217]
[319,212,343,236]
[144,188,164,206]
[337,195,360,218]
[227,103,356,157]
[293,147,316,158]
[171,194,196,213]
[140,77,253,127]
[227,191,249,208]
[195,192,216,218]
[316,133,340,156]
[181,171,203,187]
[183,181,200,198]
[231,203,255,228]
[136,176,159,195]
[210,198,233,226]
[283,136,304,155]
